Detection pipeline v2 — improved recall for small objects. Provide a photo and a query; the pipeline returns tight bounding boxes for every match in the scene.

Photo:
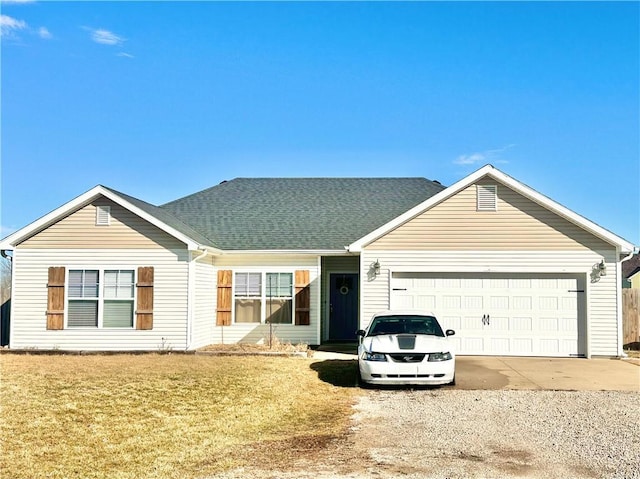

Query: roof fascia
[219,249,355,256]
[0,186,207,251]
[487,168,635,254]
[348,164,635,254]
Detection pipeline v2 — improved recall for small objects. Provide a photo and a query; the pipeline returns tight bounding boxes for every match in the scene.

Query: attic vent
[96,205,111,225]
[477,185,497,211]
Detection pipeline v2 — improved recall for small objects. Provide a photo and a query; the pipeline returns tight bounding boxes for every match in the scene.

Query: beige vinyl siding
[9,248,190,351]
[359,249,620,357]
[190,255,216,349]
[211,255,321,345]
[369,179,612,252]
[20,198,185,250]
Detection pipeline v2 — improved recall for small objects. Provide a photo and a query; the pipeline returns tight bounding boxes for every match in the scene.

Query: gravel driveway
[214,388,640,479]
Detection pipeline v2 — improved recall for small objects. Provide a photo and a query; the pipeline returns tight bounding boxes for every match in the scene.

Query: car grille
[389,353,426,363]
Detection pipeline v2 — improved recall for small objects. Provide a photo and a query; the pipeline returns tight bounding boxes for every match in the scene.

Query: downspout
[1,250,13,349]
[619,248,638,357]
[186,248,208,351]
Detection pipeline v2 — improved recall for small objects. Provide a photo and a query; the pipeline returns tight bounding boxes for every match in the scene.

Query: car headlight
[362,351,387,362]
[428,352,452,362]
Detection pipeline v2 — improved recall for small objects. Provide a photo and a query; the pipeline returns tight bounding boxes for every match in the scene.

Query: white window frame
[232,270,295,325]
[96,205,111,225]
[66,267,137,329]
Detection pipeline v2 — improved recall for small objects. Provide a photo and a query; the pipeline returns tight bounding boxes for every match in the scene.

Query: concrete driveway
[311,349,640,391]
[455,356,640,391]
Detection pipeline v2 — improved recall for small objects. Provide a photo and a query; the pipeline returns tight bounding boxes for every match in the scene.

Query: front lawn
[0,354,356,479]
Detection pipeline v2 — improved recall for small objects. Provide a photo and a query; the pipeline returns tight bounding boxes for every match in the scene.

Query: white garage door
[390,273,582,357]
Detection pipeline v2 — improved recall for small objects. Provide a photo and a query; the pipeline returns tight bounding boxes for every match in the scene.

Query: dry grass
[198,336,309,354]
[0,354,356,479]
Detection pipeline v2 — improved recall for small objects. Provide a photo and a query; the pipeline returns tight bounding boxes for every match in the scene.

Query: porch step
[314,342,358,354]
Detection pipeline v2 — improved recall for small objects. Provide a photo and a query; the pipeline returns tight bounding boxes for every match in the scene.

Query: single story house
[1,165,635,357]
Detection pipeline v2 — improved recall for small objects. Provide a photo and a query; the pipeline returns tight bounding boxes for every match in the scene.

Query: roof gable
[0,186,216,251]
[348,165,635,254]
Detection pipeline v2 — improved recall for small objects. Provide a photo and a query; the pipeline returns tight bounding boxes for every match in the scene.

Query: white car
[357,310,456,386]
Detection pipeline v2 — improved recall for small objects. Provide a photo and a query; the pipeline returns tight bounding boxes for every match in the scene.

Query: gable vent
[96,205,111,225]
[477,185,497,211]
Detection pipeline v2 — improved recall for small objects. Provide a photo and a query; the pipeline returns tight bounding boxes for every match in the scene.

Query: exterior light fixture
[598,259,607,276]
[591,258,607,282]
[373,260,381,276]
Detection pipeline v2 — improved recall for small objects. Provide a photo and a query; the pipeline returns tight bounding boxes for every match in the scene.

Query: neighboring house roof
[348,165,635,254]
[622,253,640,280]
[160,178,446,250]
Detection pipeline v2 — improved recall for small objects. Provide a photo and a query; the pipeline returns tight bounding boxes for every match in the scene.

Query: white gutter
[219,249,356,256]
[186,248,209,351]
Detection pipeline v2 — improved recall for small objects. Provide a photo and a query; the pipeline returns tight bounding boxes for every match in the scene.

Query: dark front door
[329,273,359,341]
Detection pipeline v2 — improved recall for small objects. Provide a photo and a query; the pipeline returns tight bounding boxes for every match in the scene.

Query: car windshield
[367,315,444,337]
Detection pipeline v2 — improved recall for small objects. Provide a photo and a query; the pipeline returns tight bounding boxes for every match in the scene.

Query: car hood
[362,334,453,354]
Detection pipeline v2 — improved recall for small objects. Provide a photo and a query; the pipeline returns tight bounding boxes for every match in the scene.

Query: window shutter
[217,270,232,326]
[46,267,65,330]
[136,267,154,330]
[295,270,310,326]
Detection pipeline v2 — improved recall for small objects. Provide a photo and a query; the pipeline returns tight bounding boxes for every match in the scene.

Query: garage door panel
[539,339,561,354]
[442,296,461,309]
[491,338,510,354]
[463,337,484,352]
[512,317,532,331]
[512,296,532,310]
[490,316,509,331]
[415,295,436,310]
[463,296,483,309]
[539,317,560,331]
[390,272,581,357]
[539,296,559,310]
[490,296,509,309]
[513,338,533,353]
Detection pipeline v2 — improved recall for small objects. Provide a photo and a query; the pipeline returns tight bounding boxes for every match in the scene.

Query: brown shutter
[46,267,65,330]
[136,267,154,330]
[217,270,232,326]
[295,270,310,326]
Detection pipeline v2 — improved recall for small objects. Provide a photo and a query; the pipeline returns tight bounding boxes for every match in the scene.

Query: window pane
[247,273,261,296]
[69,270,99,298]
[68,270,83,297]
[266,273,292,298]
[235,299,261,323]
[266,299,292,324]
[235,272,261,297]
[104,300,134,328]
[105,270,134,299]
[68,300,98,327]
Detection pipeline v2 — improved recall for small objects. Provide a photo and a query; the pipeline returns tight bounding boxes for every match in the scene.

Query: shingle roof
[160,178,446,250]
[622,253,640,280]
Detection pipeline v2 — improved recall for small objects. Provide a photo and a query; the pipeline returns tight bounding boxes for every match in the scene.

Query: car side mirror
[446,329,455,336]
[356,329,366,337]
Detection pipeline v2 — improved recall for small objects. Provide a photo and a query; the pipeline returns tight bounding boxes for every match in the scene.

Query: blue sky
[1,1,639,245]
